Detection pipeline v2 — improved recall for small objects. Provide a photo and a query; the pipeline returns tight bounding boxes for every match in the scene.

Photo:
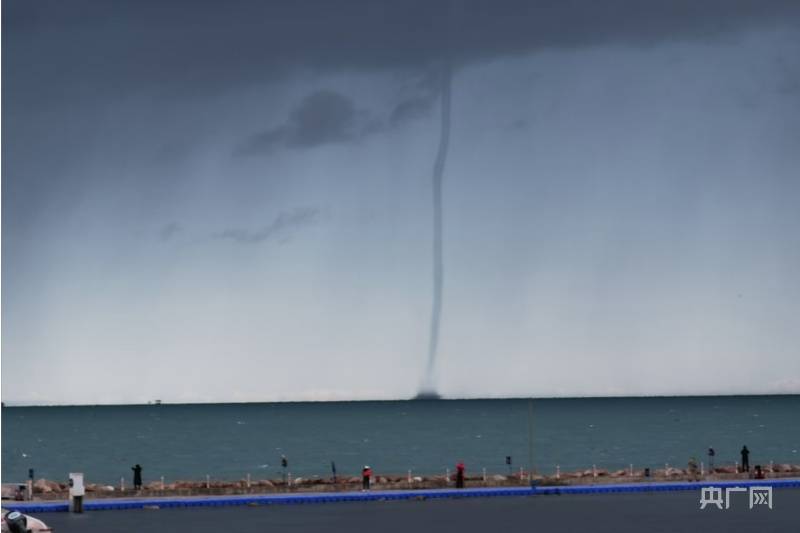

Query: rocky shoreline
[8,463,800,501]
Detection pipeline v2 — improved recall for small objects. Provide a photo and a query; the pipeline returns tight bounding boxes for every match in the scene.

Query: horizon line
[2,391,797,408]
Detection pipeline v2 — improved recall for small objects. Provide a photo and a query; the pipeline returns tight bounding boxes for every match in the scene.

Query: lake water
[2,395,798,485]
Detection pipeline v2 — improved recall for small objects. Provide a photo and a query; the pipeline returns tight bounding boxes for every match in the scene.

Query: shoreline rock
[12,464,800,501]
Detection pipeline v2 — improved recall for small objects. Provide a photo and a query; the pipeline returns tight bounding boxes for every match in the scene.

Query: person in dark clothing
[456,461,465,488]
[132,464,143,490]
[362,466,372,491]
[707,447,715,472]
[740,446,750,472]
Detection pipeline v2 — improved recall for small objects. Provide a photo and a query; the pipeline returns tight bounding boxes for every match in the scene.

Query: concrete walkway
[36,488,800,533]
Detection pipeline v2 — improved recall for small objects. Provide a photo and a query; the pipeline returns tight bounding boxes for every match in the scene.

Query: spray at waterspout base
[412,389,442,400]
[413,374,442,400]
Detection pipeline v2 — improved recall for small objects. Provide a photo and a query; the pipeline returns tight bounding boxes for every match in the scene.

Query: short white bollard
[247,473,251,489]
[68,473,85,513]
[482,468,487,483]
[120,477,125,491]
[700,462,705,476]
[407,470,412,484]
[206,474,210,489]
[629,464,633,477]
[161,476,165,490]
[592,464,597,478]
[446,468,450,484]
[556,465,560,479]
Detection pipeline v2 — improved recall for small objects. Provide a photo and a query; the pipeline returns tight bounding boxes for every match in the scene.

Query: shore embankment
[8,463,800,501]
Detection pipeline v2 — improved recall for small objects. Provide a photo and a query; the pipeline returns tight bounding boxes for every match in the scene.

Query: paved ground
[39,489,799,533]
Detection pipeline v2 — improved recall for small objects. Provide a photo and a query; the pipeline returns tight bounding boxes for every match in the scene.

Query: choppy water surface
[3,396,798,484]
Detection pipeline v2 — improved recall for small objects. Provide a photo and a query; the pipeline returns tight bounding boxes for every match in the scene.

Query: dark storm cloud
[213,207,319,244]
[5,0,800,107]
[236,91,363,155]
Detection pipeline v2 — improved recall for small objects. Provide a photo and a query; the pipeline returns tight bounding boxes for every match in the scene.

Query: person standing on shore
[740,446,750,472]
[281,455,288,487]
[456,461,465,488]
[687,457,700,481]
[131,464,143,490]
[707,447,715,472]
[362,466,372,491]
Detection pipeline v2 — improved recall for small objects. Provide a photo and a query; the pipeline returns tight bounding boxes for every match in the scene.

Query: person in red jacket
[362,466,372,491]
[456,461,465,488]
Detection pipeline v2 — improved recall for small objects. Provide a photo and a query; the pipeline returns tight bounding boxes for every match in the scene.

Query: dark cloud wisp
[213,207,319,244]
[390,95,436,126]
[236,92,361,155]
[236,85,438,155]
[159,222,182,241]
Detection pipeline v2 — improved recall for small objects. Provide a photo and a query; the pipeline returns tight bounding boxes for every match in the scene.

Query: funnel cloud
[418,65,452,399]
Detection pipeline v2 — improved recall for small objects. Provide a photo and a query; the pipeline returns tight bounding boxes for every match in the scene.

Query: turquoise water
[2,396,798,485]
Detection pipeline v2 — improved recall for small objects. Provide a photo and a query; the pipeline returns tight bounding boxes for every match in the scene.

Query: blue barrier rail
[7,478,800,513]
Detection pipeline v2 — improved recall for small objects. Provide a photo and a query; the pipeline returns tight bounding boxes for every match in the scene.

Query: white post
[161,476,165,490]
[206,474,210,489]
[665,463,669,475]
[629,464,633,477]
[482,468,487,483]
[556,465,560,479]
[735,461,739,473]
[700,462,704,476]
[288,472,292,488]
[519,466,524,480]
[592,464,597,478]
[407,470,412,485]
[446,468,450,484]
[247,473,251,488]
[68,473,85,513]
[120,477,125,491]
[769,461,774,473]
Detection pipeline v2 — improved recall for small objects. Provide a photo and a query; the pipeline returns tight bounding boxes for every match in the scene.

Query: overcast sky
[3,0,800,404]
